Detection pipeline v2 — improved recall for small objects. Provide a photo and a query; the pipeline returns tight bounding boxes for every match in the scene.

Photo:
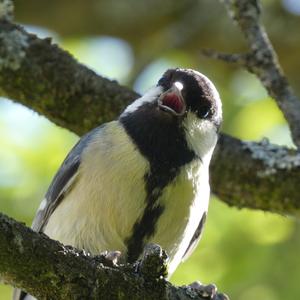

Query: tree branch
[0,212,227,300]
[212,135,300,215]
[209,0,300,148]
[0,20,138,136]
[1,19,300,216]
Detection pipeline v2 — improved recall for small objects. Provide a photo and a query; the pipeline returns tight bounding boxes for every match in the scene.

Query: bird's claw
[102,250,122,266]
[188,281,229,300]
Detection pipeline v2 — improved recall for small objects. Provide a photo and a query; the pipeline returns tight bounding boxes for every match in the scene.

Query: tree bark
[0,212,226,300]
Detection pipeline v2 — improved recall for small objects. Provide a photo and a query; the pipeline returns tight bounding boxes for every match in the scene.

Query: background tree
[1,0,300,299]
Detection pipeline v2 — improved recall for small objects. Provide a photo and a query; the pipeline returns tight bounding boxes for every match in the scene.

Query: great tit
[14,68,222,300]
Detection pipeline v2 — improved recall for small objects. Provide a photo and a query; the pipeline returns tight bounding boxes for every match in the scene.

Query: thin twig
[201,49,248,65]
[218,0,300,148]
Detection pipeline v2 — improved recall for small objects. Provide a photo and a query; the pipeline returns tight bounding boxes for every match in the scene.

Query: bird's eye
[197,106,211,119]
[202,111,210,118]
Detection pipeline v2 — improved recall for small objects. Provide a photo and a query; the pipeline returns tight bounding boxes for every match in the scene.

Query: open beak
[158,82,186,116]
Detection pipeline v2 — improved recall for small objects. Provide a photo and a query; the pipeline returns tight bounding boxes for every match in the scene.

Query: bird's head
[121,68,222,163]
[157,68,222,126]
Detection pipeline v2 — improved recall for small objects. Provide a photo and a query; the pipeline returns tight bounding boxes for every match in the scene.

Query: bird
[13,68,222,300]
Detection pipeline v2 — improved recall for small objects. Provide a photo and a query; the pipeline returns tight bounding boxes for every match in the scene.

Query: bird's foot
[136,243,169,279]
[101,250,122,266]
[187,281,229,300]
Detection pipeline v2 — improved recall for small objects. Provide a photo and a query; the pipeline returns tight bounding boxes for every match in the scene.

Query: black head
[157,68,222,128]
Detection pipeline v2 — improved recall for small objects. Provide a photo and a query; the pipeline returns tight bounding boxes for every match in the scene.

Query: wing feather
[182,211,207,261]
[32,126,102,232]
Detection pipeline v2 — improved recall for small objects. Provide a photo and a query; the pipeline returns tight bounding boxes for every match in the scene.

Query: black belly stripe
[120,104,196,262]
[126,162,197,262]
[125,170,171,263]
[126,200,164,263]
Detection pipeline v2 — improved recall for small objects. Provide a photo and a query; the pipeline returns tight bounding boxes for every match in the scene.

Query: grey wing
[32,126,102,232]
[12,127,103,300]
[182,212,207,261]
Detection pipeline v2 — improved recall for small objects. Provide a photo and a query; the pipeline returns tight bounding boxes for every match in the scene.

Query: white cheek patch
[121,85,163,116]
[183,112,218,163]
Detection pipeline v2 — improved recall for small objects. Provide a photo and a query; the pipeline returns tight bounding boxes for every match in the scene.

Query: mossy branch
[0,212,227,300]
